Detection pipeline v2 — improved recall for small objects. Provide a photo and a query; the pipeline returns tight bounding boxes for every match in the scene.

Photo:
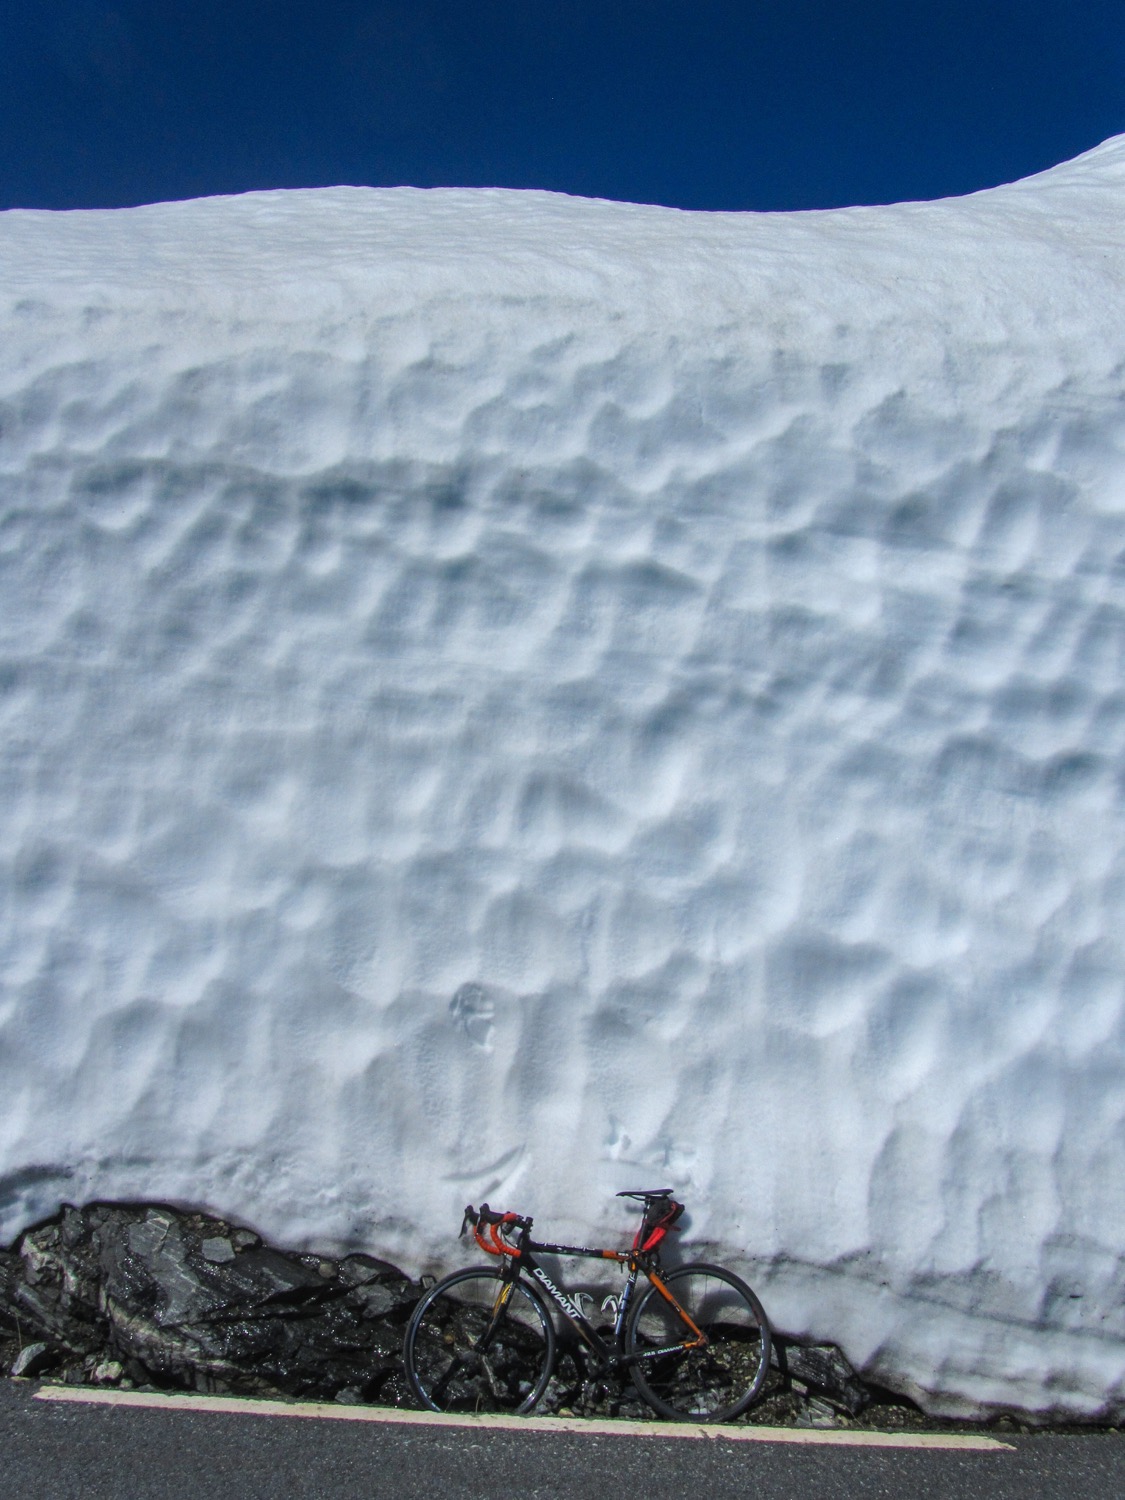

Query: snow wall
[2,137,1125,1421]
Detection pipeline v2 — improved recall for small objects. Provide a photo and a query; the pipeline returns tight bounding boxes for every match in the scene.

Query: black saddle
[616,1188,675,1202]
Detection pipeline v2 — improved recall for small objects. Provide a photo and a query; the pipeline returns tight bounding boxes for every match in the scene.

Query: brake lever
[459,1204,479,1238]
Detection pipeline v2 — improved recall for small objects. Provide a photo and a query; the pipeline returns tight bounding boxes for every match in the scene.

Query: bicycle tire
[626,1262,771,1422]
[404,1266,556,1414]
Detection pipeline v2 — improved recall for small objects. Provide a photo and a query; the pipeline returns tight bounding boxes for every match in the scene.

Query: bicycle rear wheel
[404,1267,556,1414]
[626,1262,771,1421]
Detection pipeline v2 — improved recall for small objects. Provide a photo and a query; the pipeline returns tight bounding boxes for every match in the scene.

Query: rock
[20,1226,58,1284]
[777,1339,870,1416]
[0,1248,20,1320]
[2,1220,106,1359]
[201,1238,236,1265]
[91,1358,124,1384]
[348,1280,407,1319]
[797,1395,840,1428]
[11,1341,56,1377]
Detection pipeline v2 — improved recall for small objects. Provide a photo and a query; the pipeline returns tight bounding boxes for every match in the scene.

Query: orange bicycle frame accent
[646,1269,707,1347]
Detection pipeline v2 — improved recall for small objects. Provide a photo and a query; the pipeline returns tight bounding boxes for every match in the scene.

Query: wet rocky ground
[0,1202,416,1407]
[0,1201,1107,1435]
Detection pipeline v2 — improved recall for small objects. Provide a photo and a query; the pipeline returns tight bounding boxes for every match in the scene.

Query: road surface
[2,1379,1121,1499]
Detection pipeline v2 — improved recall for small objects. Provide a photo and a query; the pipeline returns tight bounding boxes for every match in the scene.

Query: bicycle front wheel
[404,1267,556,1414]
[627,1262,771,1421]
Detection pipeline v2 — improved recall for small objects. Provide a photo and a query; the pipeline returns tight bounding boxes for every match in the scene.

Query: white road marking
[33,1385,1013,1449]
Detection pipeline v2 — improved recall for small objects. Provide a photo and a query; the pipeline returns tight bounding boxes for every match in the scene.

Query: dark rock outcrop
[773,1338,870,1416]
[0,1202,416,1404]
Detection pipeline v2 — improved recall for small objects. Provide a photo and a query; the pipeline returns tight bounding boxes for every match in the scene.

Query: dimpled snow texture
[2,139,1125,1420]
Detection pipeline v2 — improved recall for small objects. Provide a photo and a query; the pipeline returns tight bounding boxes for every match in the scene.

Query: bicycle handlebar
[460,1202,532,1257]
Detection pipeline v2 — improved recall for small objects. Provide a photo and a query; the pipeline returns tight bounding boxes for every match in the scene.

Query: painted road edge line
[33,1386,1013,1449]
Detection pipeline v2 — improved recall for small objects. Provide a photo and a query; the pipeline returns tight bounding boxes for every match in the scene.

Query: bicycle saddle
[616,1188,675,1202]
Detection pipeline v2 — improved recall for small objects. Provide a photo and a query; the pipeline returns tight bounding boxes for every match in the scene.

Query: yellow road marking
[33,1385,1013,1449]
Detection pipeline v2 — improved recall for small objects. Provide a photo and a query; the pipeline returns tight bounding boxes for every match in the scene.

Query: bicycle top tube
[527,1234,631,1263]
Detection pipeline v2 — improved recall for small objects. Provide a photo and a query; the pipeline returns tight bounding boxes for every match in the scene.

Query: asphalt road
[2,1380,1122,1500]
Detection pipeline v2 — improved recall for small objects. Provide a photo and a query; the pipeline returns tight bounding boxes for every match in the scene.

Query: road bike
[403,1190,771,1422]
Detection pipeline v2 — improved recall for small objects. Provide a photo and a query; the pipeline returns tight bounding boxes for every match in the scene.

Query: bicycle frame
[483,1223,707,1371]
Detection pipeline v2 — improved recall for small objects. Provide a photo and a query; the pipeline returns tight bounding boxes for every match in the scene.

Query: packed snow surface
[3,138,1125,1420]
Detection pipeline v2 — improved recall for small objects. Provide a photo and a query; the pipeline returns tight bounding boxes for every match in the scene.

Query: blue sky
[2,2,1124,212]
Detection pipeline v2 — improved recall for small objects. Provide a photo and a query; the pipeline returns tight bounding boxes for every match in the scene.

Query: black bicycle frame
[498,1231,705,1369]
